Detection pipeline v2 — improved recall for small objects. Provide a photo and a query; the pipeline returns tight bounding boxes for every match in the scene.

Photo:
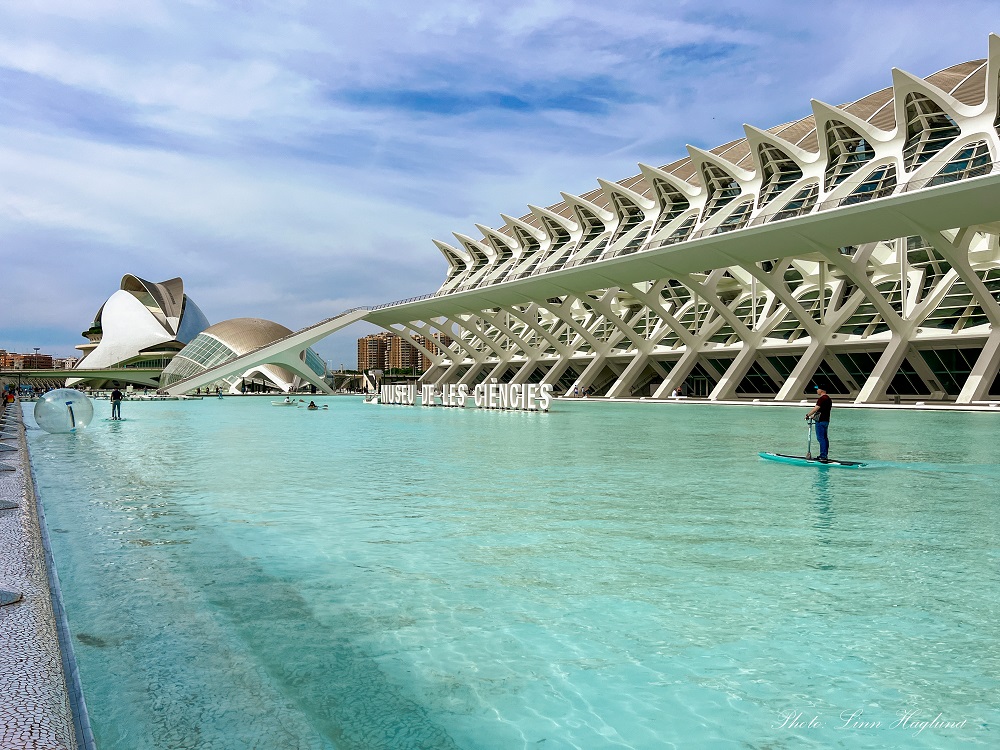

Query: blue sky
[1,1,996,369]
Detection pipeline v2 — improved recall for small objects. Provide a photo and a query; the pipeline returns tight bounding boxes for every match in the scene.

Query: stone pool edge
[0,399,96,750]
[30,441,97,749]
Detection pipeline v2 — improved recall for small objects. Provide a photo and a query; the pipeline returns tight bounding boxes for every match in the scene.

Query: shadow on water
[193,541,460,750]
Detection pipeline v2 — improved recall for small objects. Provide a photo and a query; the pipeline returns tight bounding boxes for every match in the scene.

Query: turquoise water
[27,397,999,749]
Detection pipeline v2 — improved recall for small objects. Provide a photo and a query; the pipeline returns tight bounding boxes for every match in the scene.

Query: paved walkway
[0,400,89,750]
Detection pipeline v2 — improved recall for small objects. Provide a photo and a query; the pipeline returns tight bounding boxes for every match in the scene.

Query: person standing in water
[110,387,123,420]
[805,384,832,461]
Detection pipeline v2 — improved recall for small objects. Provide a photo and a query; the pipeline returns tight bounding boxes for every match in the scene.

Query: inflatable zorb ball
[34,389,95,434]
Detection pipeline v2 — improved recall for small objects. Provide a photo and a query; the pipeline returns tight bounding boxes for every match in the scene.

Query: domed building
[71,275,210,387]
[160,318,328,394]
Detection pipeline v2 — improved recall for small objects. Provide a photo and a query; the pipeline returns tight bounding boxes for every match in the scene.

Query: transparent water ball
[34,389,95,434]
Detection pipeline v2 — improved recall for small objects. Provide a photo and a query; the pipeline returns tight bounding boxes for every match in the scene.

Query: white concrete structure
[167,37,1000,405]
[160,318,331,394]
[71,275,209,387]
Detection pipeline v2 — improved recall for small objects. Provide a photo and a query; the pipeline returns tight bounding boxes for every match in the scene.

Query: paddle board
[759,451,867,468]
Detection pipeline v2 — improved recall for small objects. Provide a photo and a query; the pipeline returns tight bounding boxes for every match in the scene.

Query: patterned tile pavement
[0,401,90,750]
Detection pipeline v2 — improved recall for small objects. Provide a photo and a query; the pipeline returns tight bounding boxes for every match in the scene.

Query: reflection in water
[811,471,832,523]
[810,471,835,560]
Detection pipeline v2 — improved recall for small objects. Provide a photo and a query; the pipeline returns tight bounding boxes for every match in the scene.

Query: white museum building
[166,35,1000,406]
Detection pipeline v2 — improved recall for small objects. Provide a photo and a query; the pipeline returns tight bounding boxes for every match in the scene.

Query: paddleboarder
[804,384,832,462]
[110,387,123,420]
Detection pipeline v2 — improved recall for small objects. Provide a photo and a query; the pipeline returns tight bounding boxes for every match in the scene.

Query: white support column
[458,361,491,387]
[487,302,574,388]
[546,293,633,395]
[573,354,608,393]
[626,282,701,350]
[501,303,571,360]
[824,351,863,397]
[850,266,965,402]
[390,324,447,374]
[602,297,676,397]
[907,345,946,396]
[540,356,576,389]
[589,301,657,398]
[770,284,868,400]
[775,339,827,402]
[433,360,468,388]
[477,306,555,387]
[605,353,652,398]
[855,334,910,404]
[443,315,504,386]
[400,319,476,388]
[510,357,548,385]
[651,348,701,399]
[899,237,908,318]
[673,269,763,402]
[422,362,447,383]
[742,259,822,338]
[542,296,607,355]
[709,344,759,401]
[627,275,731,400]
[957,328,1000,403]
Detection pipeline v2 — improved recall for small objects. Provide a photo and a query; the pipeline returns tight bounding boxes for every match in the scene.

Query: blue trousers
[815,420,829,459]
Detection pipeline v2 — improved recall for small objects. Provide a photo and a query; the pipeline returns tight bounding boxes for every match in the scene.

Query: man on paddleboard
[805,385,832,462]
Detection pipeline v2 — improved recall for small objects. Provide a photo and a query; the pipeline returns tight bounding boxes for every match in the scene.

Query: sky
[1,1,997,369]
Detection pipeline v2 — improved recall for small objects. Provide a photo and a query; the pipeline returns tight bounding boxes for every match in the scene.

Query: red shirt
[815,393,832,422]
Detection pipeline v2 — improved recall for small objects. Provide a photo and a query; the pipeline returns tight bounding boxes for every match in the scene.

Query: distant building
[388,335,420,372]
[0,352,54,369]
[358,332,430,373]
[358,332,390,372]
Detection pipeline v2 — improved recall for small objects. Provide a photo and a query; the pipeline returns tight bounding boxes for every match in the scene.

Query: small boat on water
[272,399,297,406]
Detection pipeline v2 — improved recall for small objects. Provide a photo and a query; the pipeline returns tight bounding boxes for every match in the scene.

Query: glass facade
[902,94,962,171]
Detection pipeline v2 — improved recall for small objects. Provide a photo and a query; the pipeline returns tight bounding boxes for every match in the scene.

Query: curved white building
[71,275,209,387]
[160,318,329,394]
[166,35,1000,406]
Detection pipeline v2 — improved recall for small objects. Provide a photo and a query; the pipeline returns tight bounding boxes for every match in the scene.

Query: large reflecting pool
[27,396,999,749]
